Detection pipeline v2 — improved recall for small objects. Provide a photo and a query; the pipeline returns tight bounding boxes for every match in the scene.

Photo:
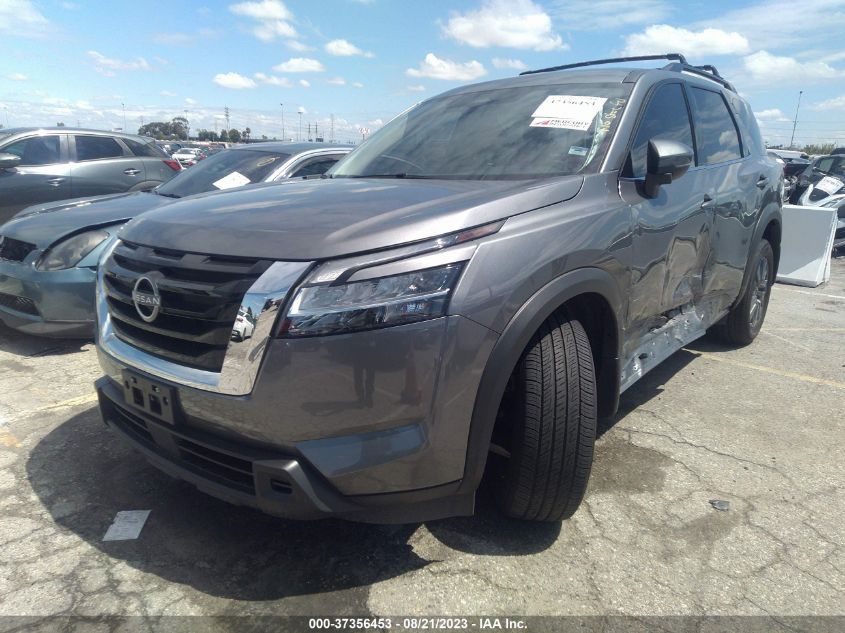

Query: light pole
[297,107,304,141]
[184,109,189,141]
[789,91,803,149]
[121,102,126,131]
[280,103,285,141]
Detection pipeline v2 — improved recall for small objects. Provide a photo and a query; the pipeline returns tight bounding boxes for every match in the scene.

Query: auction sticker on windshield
[530,95,607,131]
[213,171,251,190]
[816,175,844,195]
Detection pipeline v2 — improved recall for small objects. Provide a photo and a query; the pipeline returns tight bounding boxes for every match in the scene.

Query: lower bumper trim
[96,376,474,523]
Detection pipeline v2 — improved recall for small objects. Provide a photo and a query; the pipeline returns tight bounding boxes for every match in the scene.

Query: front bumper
[96,375,474,523]
[0,259,96,337]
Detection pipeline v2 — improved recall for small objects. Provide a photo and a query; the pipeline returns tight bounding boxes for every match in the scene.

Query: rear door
[122,137,175,186]
[0,133,71,224]
[687,86,755,312]
[69,134,146,197]
[621,82,711,334]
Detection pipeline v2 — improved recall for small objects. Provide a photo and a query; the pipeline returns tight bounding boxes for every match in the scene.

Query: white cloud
[622,25,750,57]
[407,53,486,81]
[5,73,27,81]
[325,38,374,57]
[184,97,198,105]
[299,79,311,88]
[213,72,257,89]
[0,0,51,37]
[273,57,325,72]
[87,51,152,76]
[229,0,299,42]
[442,0,565,51]
[160,90,177,97]
[754,108,790,121]
[407,84,426,92]
[254,72,293,87]
[352,82,364,88]
[743,51,845,84]
[810,95,845,111]
[550,0,670,30]
[492,57,527,70]
[693,0,845,49]
[286,39,313,52]
[328,76,346,85]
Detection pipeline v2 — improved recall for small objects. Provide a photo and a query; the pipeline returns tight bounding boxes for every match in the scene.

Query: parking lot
[0,259,843,622]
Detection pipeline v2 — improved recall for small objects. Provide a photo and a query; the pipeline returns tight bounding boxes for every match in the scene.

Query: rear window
[156,148,291,198]
[124,138,167,158]
[75,135,125,161]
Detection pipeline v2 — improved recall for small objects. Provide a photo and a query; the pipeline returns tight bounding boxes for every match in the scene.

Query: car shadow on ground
[0,322,91,358]
[27,406,560,603]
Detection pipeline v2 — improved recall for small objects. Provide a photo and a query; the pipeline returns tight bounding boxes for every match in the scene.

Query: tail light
[163,159,181,172]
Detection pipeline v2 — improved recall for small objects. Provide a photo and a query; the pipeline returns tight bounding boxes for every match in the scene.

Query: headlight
[36,229,109,271]
[280,263,464,337]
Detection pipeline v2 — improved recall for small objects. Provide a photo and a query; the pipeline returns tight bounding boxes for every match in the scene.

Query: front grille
[102,241,272,372]
[107,398,257,495]
[175,437,255,493]
[0,237,36,263]
[0,292,40,316]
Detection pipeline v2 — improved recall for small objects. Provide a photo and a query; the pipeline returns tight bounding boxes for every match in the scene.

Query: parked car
[231,308,256,341]
[792,154,845,204]
[0,143,350,337]
[171,147,206,168]
[94,53,781,524]
[813,193,845,251]
[0,127,181,225]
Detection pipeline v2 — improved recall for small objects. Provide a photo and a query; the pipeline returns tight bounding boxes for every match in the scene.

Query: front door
[0,134,71,224]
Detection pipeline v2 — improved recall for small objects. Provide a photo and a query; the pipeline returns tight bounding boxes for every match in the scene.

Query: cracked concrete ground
[0,259,843,621]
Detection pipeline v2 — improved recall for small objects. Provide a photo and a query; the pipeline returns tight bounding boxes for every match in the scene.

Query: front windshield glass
[331,82,630,180]
[156,148,290,198]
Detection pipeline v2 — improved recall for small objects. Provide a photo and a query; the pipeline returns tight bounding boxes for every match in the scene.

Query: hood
[1,191,172,249]
[121,176,584,260]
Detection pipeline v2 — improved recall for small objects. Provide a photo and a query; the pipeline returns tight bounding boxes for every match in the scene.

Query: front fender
[457,266,624,494]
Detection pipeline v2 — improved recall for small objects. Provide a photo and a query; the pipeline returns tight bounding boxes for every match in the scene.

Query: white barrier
[776,204,837,287]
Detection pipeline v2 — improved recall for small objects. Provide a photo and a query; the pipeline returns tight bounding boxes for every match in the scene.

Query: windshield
[331,83,630,180]
[156,148,290,198]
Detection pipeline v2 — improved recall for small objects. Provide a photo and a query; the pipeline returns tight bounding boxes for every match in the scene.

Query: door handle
[123,168,141,176]
[46,177,65,187]
[701,194,715,209]
[756,175,769,189]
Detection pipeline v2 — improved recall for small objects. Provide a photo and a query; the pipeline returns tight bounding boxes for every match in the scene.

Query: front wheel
[497,313,597,522]
[711,239,774,346]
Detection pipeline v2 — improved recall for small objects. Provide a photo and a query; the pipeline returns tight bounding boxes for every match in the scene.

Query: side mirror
[644,139,693,198]
[0,153,21,170]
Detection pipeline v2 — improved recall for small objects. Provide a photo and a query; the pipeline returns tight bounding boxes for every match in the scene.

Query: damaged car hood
[121,176,584,260]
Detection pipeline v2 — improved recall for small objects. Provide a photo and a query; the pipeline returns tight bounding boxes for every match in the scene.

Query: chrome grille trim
[97,239,312,395]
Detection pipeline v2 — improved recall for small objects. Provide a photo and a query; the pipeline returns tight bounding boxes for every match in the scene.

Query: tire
[711,239,774,346]
[498,314,597,522]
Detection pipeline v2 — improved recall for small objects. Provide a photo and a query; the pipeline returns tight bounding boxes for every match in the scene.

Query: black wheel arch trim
[457,266,624,495]
[738,201,782,302]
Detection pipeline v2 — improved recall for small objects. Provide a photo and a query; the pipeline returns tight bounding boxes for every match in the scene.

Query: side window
[628,83,693,178]
[689,88,742,165]
[289,156,341,178]
[75,135,125,161]
[124,138,166,158]
[2,136,61,166]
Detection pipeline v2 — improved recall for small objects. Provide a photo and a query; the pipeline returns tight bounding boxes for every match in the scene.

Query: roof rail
[519,53,736,93]
[519,53,688,76]
[661,62,736,92]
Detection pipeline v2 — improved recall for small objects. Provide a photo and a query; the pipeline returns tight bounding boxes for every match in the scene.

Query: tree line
[137,117,253,143]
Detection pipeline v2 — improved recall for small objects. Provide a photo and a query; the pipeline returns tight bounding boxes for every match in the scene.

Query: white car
[231,308,255,341]
[171,147,205,168]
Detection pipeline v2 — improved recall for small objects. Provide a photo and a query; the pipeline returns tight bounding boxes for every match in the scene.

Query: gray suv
[0,127,179,225]
[94,54,782,523]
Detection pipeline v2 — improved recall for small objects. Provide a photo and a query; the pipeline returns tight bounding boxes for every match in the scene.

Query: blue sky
[1,0,844,146]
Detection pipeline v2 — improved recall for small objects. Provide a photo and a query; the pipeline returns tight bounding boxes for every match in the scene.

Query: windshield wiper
[153,191,181,198]
[348,173,436,179]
